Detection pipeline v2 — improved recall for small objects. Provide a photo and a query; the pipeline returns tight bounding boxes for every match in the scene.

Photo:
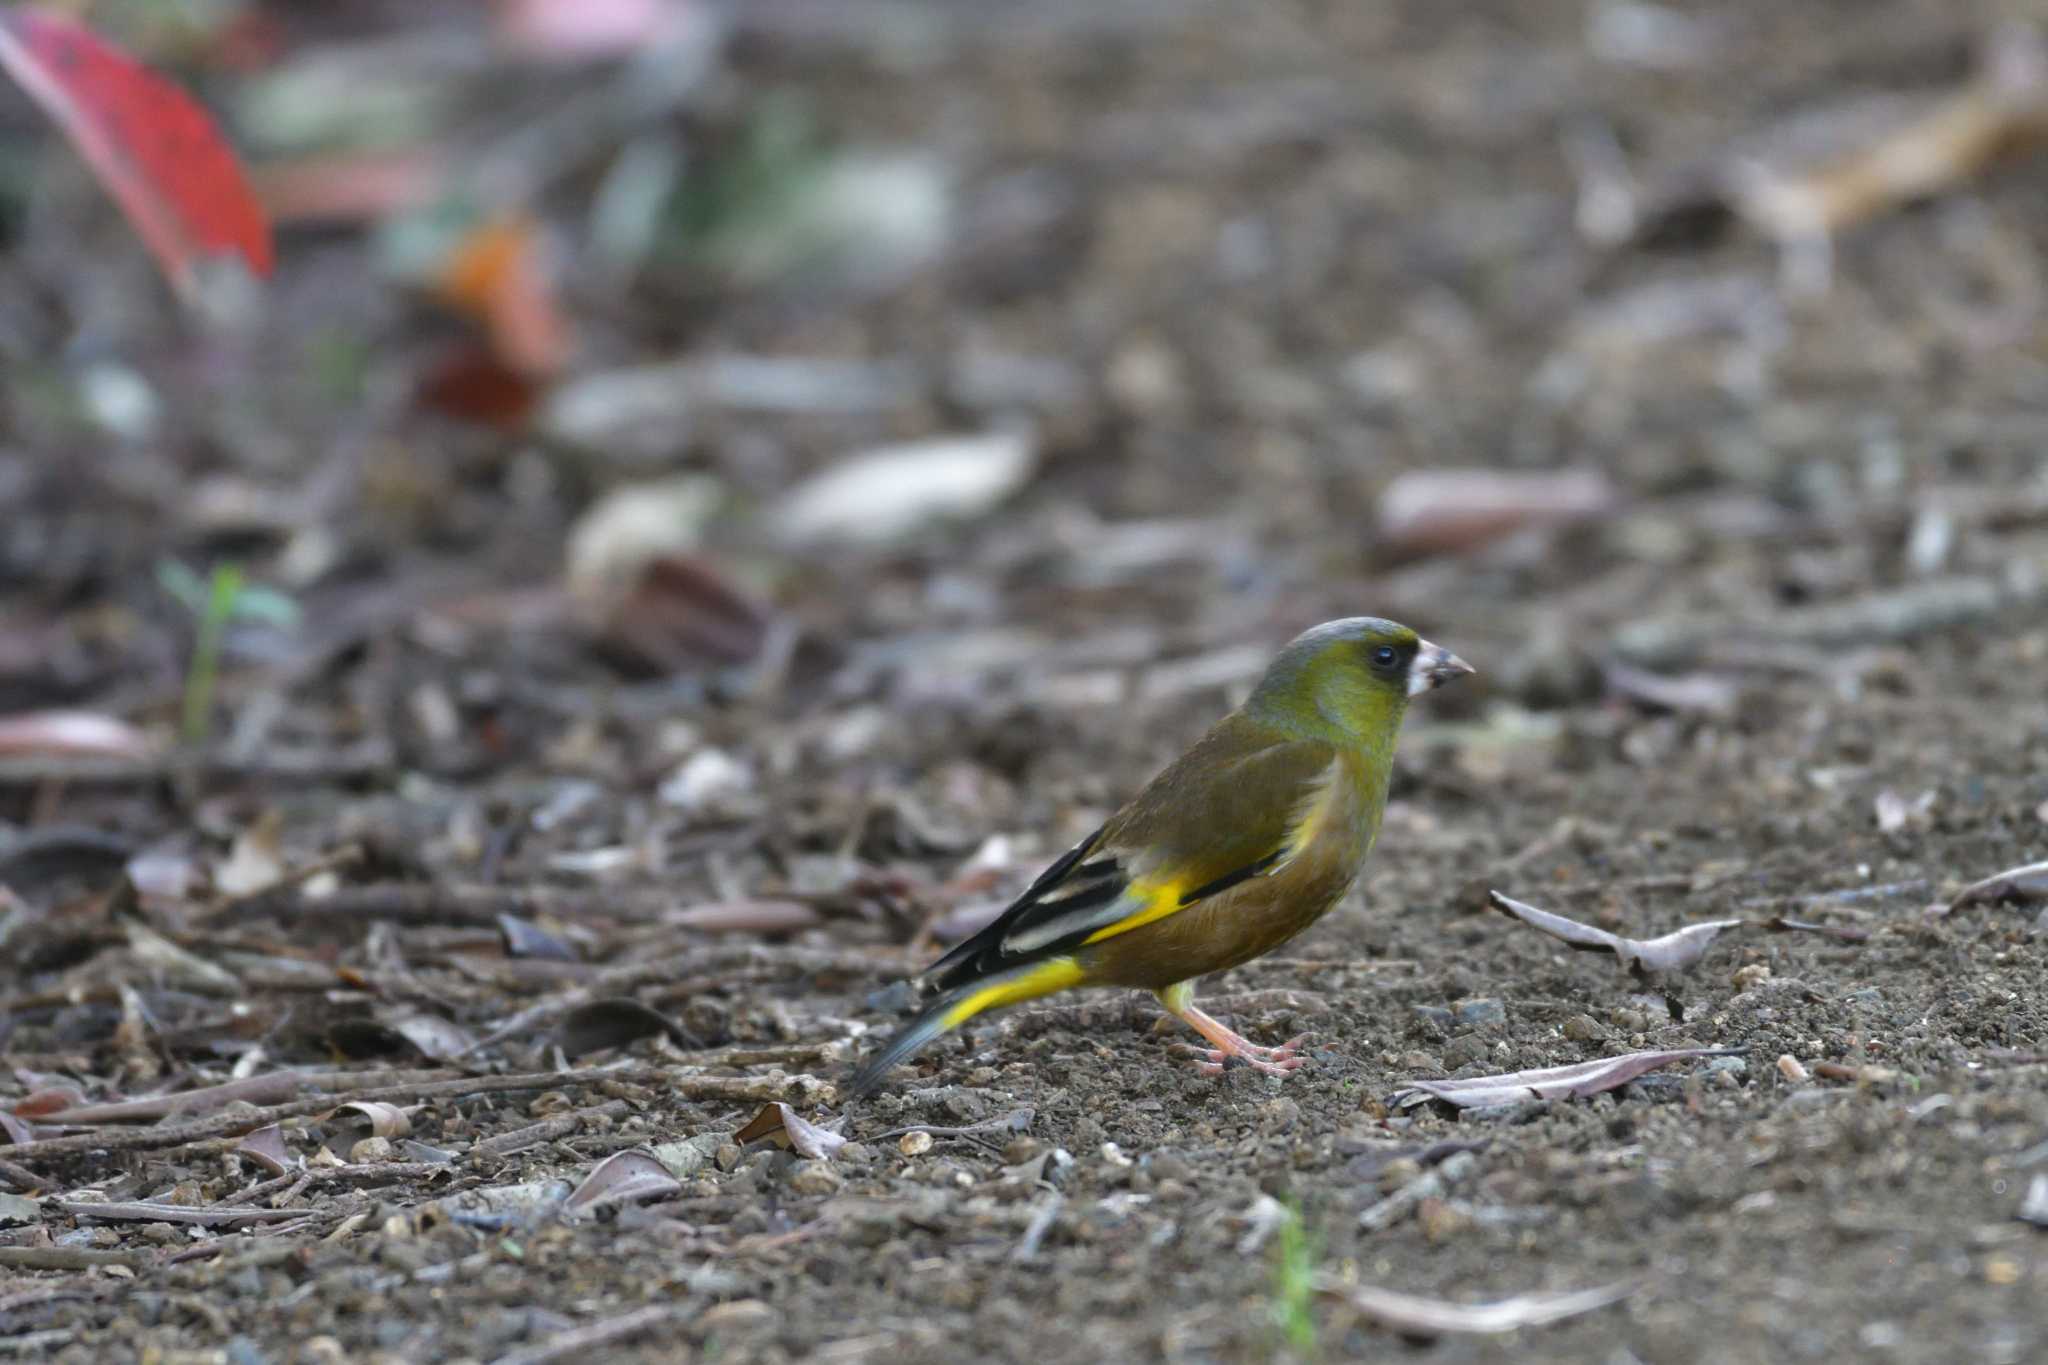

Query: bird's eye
[1371,645,1399,668]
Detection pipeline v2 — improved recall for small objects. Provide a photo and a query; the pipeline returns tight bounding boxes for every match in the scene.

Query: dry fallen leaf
[213,811,287,899]
[1489,891,1867,983]
[385,1013,479,1063]
[1947,859,2048,913]
[564,1149,682,1216]
[555,997,692,1057]
[497,913,581,962]
[1373,467,1616,561]
[665,900,821,934]
[329,1101,412,1140]
[1393,1048,1740,1111]
[1316,1275,1640,1338]
[1874,788,1936,834]
[733,1102,846,1161]
[771,430,1038,546]
[0,709,157,759]
[233,1124,293,1177]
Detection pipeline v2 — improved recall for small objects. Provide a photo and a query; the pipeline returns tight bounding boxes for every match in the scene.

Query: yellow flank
[939,957,1087,1029]
[1280,759,1345,859]
[1079,880,1184,945]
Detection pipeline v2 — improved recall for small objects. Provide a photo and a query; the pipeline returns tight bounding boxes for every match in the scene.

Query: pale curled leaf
[1316,1275,1639,1338]
[1948,860,2048,912]
[564,1149,681,1216]
[1488,891,1868,975]
[1394,1048,1741,1111]
[1489,891,1742,975]
[0,709,157,759]
[2019,1175,2048,1228]
[386,1014,478,1062]
[330,1102,412,1140]
[732,1103,846,1161]
[1374,467,1616,560]
[771,430,1037,546]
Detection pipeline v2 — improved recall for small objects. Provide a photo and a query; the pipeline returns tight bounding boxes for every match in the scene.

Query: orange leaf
[435,215,569,375]
[0,7,274,295]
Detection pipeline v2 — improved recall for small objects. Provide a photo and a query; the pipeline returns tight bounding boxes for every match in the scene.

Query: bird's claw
[1176,1034,1312,1078]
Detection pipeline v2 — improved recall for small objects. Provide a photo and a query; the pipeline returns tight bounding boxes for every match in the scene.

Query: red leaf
[0,7,273,296]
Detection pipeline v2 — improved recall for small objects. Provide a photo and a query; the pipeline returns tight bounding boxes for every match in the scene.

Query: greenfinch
[852,617,1472,1094]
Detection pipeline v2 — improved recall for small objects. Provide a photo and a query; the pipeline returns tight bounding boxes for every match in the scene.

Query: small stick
[491,1304,683,1365]
[470,1099,630,1160]
[0,1246,153,1271]
[2,1069,656,1164]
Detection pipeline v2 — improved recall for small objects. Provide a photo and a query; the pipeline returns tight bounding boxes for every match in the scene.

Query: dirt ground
[5,1,2048,1362]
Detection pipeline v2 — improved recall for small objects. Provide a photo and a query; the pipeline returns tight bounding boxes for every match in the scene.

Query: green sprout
[156,560,300,746]
[1270,1200,1321,1359]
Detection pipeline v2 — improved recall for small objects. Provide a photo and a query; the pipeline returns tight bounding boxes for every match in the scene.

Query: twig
[0,1246,153,1271]
[471,945,910,1053]
[491,1304,685,1365]
[220,882,651,929]
[1011,1193,1062,1262]
[53,1200,307,1228]
[207,843,364,914]
[2,1068,661,1164]
[470,1099,631,1160]
[212,1162,455,1209]
[0,1155,43,1191]
[869,1107,1034,1143]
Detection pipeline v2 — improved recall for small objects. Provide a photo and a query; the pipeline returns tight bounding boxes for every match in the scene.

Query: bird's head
[1246,617,1473,748]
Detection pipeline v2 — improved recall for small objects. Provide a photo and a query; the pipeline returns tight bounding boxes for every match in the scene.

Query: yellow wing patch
[1077,879,1185,945]
[1077,759,1345,949]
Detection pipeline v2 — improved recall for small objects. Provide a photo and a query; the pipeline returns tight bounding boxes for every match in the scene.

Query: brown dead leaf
[564,1148,682,1215]
[329,1101,412,1140]
[732,1102,846,1160]
[11,1087,87,1119]
[436,214,570,375]
[232,1124,292,1176]
[556,997,692,1057]
[1317,1275,1639,1338]
[666,900,821,934]
[1393,1048,1741,1111]
[1374,468,1616,561]
[386,1014,479,1062]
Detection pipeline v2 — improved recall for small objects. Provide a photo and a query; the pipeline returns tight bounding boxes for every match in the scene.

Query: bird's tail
[849,956,1085,1097]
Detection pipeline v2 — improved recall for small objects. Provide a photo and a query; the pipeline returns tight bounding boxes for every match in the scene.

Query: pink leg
[1156,983,1310,1078]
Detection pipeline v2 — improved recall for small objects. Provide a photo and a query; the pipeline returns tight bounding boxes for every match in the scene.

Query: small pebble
[1561,1014,1605,1042]
[899,1130,934,1157]
[349,1137,394,1164]
[714,1142,743,1172]
[1001,1136,1042,1165]
[1259,1098,1300,1133]
[1731,962,1772,991]
[1776,1053,1810,1083]
[788,1162,842,1196]
[1453,998,1505,1027]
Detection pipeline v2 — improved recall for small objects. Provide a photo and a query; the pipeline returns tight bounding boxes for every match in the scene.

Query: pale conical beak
[1408,640,1475,697]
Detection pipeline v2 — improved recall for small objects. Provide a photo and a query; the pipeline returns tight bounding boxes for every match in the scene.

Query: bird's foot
[1176,1033,1312,1078]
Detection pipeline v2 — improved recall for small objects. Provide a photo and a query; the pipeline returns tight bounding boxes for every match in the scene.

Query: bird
[850,616,1473,1095]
